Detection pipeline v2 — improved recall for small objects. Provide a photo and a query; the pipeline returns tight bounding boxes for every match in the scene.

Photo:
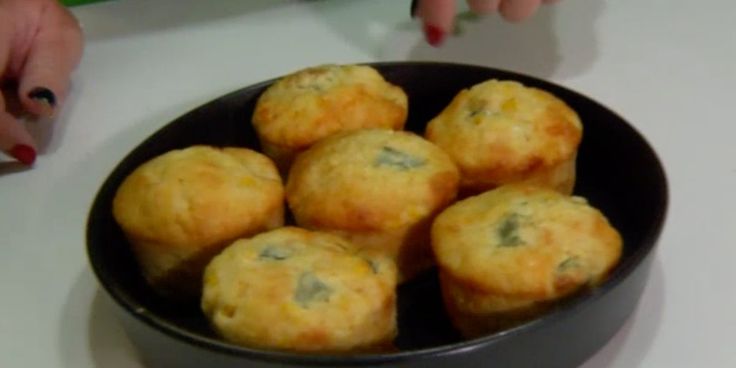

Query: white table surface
[1,0,734,367]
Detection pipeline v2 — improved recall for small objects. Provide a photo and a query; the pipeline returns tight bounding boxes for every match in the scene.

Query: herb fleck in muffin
[112,145,284,298]
[201,227,397,353]
[432,184,622,337]
[252,64,408,173]
[426,79,582,195]
[286,129,460,282]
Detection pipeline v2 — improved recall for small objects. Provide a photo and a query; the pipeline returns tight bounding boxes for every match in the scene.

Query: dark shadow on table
[58,269,144,368]
[89,287,146,368]
[303,0,409,59]
[579,255,666,367]
[401,0,603,80]
[306,0,603,80]
[56,95,206,367]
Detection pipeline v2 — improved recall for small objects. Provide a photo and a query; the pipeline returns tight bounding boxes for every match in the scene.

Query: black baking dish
[86,62,668,367]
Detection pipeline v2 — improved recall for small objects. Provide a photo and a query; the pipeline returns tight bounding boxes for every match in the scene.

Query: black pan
[86,62,668,367]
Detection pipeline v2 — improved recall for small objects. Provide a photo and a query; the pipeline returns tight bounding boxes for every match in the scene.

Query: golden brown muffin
[201,227,397,353]
[286,129,460,282]
[425,79,582,195]
[252,64,408,172]
[112,145,284,298]
[431,184,622,337]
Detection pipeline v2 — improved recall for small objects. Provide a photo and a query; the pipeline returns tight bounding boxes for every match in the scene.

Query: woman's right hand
[0,0,83,166]
[414,0,561,46]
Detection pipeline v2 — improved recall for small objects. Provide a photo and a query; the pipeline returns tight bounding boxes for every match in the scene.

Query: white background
[1,0,734,366]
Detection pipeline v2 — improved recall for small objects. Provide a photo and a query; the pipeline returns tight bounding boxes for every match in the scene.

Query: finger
[467,0,502,14]
[499,0,542,22]
[0,10,12,75]
[0,109,37,166]
[18,2,83,118]
[417,0,456,47]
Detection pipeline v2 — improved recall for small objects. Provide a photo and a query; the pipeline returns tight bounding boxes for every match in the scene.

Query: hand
[0,0,83,166]
[412,0,560,46]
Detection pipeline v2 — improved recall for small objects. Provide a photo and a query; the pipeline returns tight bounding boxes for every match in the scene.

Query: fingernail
[10,144,36,166]
[28,87,57,108]
[423,23,445,47]
[410,0,418,17]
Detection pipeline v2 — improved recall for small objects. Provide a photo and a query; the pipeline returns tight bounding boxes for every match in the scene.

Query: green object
[453,10,482,36]
[496,213,524,247]
[294,272,332,308]
[373,146,426,171]
[62,0,111,7]
[258,246,292,261]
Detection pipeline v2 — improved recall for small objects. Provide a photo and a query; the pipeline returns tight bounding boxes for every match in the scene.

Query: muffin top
[425,79,582,188]
[286,129,460,231]
[201,227,397,352]
[432,184,622,299]
[112,145,284,247]
[252,64,408,149]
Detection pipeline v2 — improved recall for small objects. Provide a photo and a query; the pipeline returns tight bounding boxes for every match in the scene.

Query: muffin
[201,227,397,353]
[112,145,284,297]
[431,184,622,338]
[286,129,460,282]
[252,64,408,172]
[425,79,582,195]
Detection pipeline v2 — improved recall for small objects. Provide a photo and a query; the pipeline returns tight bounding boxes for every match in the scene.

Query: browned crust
[425,80,582,194]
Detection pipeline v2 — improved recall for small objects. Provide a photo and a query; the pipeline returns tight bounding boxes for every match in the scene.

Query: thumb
[18,2,83,118]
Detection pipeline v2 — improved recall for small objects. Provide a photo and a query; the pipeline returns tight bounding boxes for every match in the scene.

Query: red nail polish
[10,144,36,165]
[423,23,445,47]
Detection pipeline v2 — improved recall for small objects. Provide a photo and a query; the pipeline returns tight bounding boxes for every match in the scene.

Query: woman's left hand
[0,0,83,166]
